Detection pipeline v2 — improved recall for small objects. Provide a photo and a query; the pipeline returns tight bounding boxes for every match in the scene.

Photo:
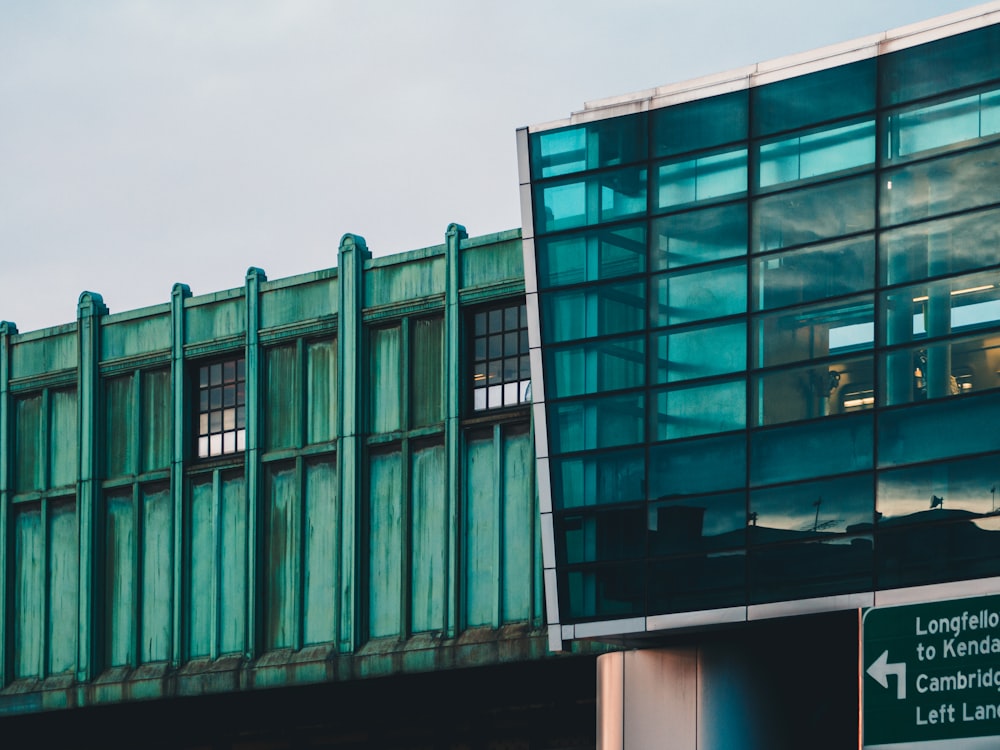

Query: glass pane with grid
[196,357,246,458]
[472,303,530,411]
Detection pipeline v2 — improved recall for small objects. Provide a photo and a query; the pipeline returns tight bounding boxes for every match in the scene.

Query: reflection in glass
[881,142,1000,228]
[754,175,875,253]
[549,393,645,455]
[754,236,875,311]
[540,279,645,344]
[652,90,748,157]
[547,336,645,398]
[564,563,645,619]
[877,517,1000,591]
[537,224,646,288]
[749,535,873,604]
[648,492,746,556]
[750,413,873,486]
[750,473,873,541]
[552,449,645,509]
[887,88,1000,162]
[656,148,747,210]
[881,270,1000,349]
[650,261,746,327]
[650,202,747,270]
[648,553,746,615]
[648,434,747,497]
[559,507,645,564]
[651,379,745,441]
[651,321,746,384]
[754,356,873,426]
[753,58,876,136]
[878,454,1000,522]
[530,113,647,179]
[537,167,647,234]
[881,332,1000,406]
[758,120,874,190]
[755,297,874,368]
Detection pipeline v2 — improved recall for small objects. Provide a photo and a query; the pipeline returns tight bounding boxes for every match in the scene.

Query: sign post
[864,594,1000,749]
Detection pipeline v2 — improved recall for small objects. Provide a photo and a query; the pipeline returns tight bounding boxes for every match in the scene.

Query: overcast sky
[0,0,980,332]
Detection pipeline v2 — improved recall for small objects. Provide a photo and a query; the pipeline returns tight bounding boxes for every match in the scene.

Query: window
[196,357,246,458]
[471,302,530,411]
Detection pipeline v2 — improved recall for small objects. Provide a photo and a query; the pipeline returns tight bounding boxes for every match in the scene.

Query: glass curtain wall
[528,23,1000,624]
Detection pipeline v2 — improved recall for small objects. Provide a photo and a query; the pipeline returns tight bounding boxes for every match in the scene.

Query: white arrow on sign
[867,649,907,700]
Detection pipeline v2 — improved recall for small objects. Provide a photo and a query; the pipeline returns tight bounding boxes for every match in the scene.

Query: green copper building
[5,4,1000,749]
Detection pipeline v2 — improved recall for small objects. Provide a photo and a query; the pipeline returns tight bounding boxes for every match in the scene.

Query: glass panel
[219,472,247,654]
[755,297,874,368]
[306,338,337,444]
[749,535,873,604]
[882,142,1000,228]
[536,223,645,288]
[753,59,876,136]
[411,442,446,633]
[141,484,171,662]
[878,391,1000,468]
[303,457,337,644]
[369,450,403,638]
[651,321,745,384]
[552,448,645,509]
[758,120,874,190]
[650,261,747,327]
[651,379,745,441]
[49,389,77,489]
[878,454,1000,523]
[888,88,1000,162]
[881,332,1000,407]
[142,369,171,472]
[649,492,746,555]
[750,473,873,543]
[754,356,874,426]
[536,167,647,234]
[411,316,443,428]
[370,326,401,433]
[648,553,746,614]
[882,270,1000,352]
[546,335,645,398]
[266,344,299,451]
[549,393,645,455]
[754,236,875,311]
[564,563,645,620]
[881,206,1000,287]
[540,279,645,344]
[105,375,134,479]
[530,113,646,178]
[652,90,748,157]
[881,25,1000,106]
[750,413,873,486]
[754,175,875,253]
[655,148,747,210]
[648,433,747,497]
[105,490,135,667]
[558,506,645,564]
[877,516,1000,590]
[47,498,78,673]
[650,202,746,271]
[265,461,297,649]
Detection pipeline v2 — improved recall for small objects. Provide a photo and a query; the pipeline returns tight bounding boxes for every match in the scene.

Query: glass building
[519,9,1000,645]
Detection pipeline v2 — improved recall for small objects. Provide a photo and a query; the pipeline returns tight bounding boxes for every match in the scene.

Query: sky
[0,0,982,333]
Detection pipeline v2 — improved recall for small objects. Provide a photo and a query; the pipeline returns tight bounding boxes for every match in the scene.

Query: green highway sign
[864,594,1000,749]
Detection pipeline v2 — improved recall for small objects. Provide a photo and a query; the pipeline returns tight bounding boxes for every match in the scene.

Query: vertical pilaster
[444,223,466,638]
[0,320,18,686]
[170,283,191,668]
[244,266,266,657]
[76,292,107,682]
[337,233,369,653]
